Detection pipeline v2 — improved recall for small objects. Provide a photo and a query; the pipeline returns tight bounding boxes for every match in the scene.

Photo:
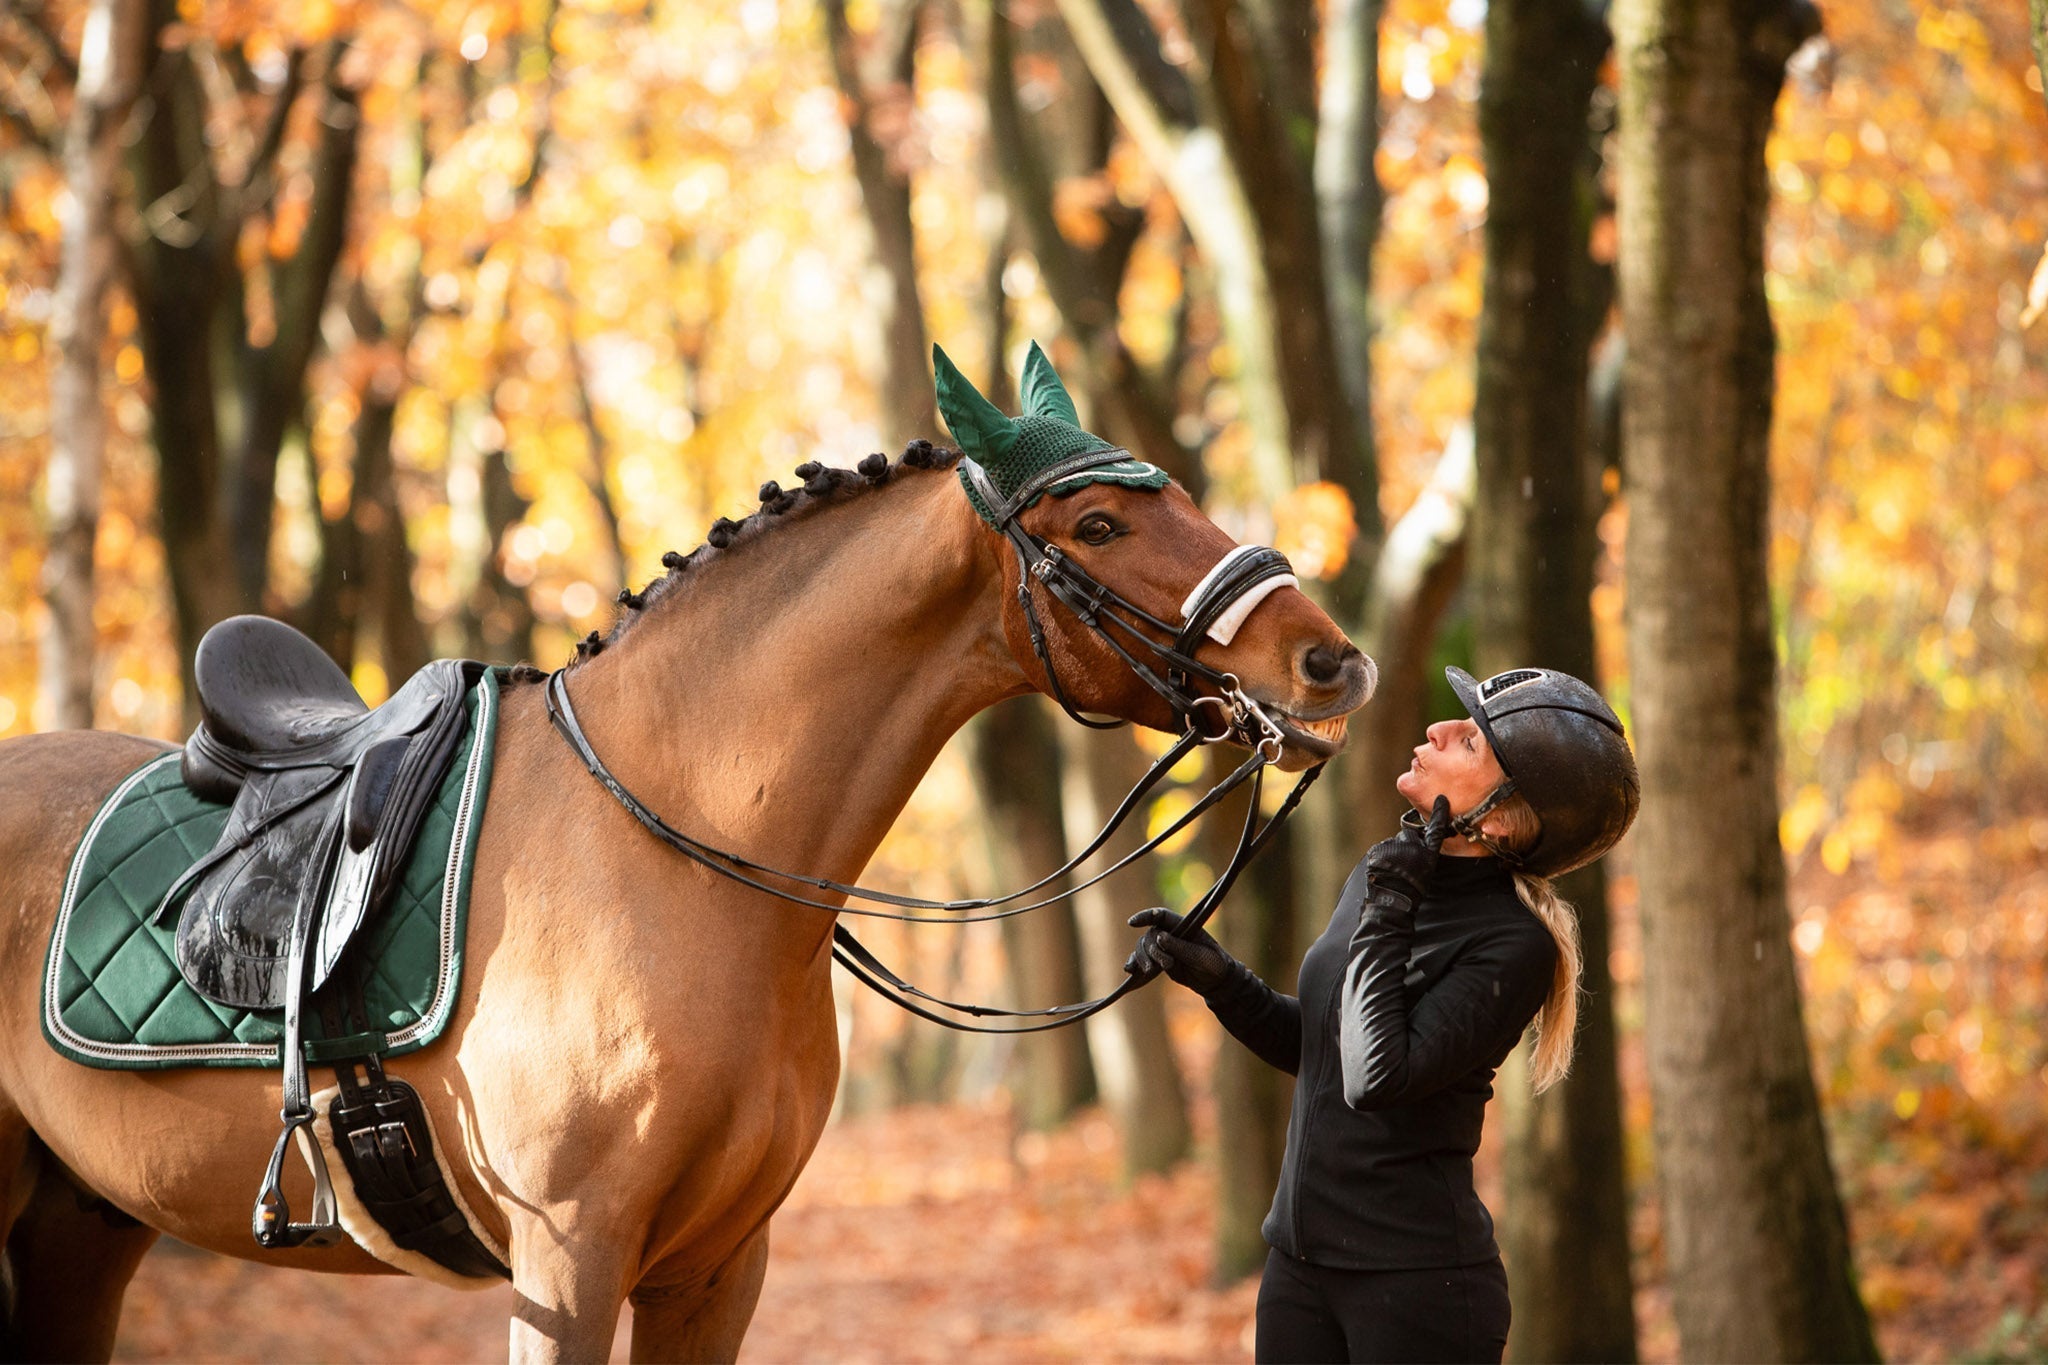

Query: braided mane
[563,439,962,667]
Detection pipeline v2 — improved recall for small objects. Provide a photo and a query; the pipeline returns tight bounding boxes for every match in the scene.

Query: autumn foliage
[3,0,2047,1358]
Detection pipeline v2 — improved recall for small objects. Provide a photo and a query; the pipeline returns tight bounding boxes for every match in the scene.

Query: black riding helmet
[1443,665,1640,877]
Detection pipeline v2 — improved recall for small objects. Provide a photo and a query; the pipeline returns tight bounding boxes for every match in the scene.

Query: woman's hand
[1124,907,1238,996]
[1365,795,1454,910]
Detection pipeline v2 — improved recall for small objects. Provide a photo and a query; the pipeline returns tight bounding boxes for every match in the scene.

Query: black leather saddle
[154,616,489,1253]
[159,616,480,1011]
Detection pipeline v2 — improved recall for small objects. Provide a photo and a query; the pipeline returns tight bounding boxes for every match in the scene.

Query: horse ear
[932,344,1016,461]
[1019,341,1080,425]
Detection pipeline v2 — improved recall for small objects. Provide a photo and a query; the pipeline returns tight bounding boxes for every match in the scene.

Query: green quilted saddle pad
[42,669,501,1070]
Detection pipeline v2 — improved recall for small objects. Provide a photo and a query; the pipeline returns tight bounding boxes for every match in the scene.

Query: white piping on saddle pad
[310,1084,509,1290]
[1179,545,1299,647]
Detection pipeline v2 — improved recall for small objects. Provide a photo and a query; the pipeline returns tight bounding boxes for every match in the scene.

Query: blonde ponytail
[1479,793,1583,1093]
[1511,873,1582,1093]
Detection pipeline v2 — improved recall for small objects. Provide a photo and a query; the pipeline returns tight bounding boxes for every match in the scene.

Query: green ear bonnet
[933,342,1170,527]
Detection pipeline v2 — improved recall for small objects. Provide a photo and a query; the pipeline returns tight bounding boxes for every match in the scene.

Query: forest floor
[105,804,2048,1361]
[109,1086,2034,1363]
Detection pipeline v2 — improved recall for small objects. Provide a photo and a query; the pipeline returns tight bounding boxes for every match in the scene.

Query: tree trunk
[975,0,1195,489]
[2032,0,2047,108]
[1615,0,1877,1358]
[127,1,239,715]
[40,0,144,731]
[472,447,534,667]
[1051,0,1296,492]
[1308,428,1473,922]
[1059,725,1193,1179]
[969,698,1098,1130]
[1314,0,1386,598]
[1470,2,1637,1359]
[231,52,360,612]
[1210,760,1296,1281]
[822,0,936,441]
[1188,0,1366,490]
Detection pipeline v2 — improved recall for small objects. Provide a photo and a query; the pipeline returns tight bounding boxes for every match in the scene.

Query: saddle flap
[175,777,348,1009]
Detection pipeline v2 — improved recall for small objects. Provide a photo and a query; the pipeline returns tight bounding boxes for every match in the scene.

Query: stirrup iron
[253,1107,342,1248]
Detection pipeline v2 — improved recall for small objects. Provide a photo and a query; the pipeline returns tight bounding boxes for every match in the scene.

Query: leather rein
[545,449,1325,1033]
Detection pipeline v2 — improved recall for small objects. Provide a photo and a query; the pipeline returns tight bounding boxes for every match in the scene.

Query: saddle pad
[42,670,500,1070]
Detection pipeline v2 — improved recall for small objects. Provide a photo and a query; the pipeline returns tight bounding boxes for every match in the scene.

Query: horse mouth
[1267,708,1350,765]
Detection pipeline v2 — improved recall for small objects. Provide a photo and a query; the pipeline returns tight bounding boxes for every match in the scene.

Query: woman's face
[1396,717,1508,820]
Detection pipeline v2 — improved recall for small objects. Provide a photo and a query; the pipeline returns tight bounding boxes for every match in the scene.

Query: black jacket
[1204,853,1556,1269]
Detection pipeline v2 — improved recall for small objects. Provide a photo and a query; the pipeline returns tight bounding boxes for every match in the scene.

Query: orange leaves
[1271,481,1356,582]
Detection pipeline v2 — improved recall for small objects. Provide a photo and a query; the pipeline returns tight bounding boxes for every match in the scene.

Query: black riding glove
[1364,795,1454,911]
[1124,907,1239,997]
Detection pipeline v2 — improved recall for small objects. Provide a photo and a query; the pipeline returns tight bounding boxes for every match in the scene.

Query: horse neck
[567,469,1022,903]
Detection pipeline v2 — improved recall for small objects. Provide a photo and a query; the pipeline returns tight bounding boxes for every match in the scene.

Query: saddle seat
[192,614,372,756]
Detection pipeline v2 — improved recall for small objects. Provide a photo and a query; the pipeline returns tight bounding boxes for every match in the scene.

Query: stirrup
[253,1106,343,1248]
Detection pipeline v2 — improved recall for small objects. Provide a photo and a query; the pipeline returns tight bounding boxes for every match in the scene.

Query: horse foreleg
[2,1157,158,1362]
[627,1227,770,1365]
[506,1226,635,1364]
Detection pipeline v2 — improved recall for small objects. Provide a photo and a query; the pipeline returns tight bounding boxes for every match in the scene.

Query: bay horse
[0,441,1372,1361]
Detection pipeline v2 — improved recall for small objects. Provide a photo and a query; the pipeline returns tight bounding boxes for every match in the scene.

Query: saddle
[164,616,479,1009]
[156,615,489,1256]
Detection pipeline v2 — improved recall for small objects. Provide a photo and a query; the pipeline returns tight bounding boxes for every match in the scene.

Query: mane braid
[565,440,962,668]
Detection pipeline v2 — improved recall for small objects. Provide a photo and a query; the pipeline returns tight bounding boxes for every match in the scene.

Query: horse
[0,440,1373,1361]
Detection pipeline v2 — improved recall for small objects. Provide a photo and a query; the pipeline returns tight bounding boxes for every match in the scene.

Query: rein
[546,450,1326,1033]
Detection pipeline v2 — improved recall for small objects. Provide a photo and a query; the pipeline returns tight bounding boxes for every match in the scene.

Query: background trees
[4,0,2047,1356]
[1615,0,1876,1354]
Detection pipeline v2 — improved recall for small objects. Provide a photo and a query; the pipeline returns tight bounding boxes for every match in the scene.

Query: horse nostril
[1300,642,1355,687]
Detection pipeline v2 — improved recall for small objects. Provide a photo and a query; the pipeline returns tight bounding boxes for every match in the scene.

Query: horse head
[990,478,1373,769]
[938,342,1375,772]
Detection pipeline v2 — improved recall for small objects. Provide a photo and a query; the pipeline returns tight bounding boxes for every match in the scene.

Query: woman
[1127,666,1640,1364]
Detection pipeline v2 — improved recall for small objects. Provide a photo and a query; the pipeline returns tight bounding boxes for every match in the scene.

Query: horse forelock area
[565,439,964,668]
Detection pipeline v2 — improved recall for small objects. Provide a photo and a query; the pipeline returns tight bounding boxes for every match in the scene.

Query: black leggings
[1254,1248,1510,1364]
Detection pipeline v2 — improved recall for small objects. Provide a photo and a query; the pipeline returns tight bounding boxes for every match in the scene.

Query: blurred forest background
[3,0,2047,1359]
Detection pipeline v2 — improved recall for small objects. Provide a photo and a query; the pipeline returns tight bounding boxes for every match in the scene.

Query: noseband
[547,451,1328,1034]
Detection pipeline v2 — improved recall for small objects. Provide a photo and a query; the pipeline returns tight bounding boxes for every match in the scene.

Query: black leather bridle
[959,451,1297,747]
[546,448,1326,1033]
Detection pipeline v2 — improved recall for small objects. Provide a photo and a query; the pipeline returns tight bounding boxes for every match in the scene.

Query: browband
[967,446,1151,528]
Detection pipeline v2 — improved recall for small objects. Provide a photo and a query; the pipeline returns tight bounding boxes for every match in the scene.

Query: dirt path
[112,1103,1256,1363]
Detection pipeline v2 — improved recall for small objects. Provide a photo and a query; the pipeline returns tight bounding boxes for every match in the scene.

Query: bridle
[959,451,1297,751]
[545,448,1327,1033]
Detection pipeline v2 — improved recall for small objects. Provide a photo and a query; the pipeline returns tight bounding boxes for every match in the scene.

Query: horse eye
[1076,515,1120,546]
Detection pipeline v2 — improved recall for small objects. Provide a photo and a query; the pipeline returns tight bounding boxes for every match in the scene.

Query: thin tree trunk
[231,51,360,612]
[2032,0,2047,108]
[1051,0,1295,492]
[1615,0,1877,1357]
[1314,0,1385,603]
[970,698,1098,1130]
[473,446,534,667]
[1211,765,1296,1281]
[566,333,628,595]
[127,2,238,715]
[822,0,936,441]
[1308,427,1473,922]
[40,0,144,731]
[1060,725,1193,1179]
[975,0,1194,487]
[1470,1,1637,1357]
[1188,0,1364,490]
